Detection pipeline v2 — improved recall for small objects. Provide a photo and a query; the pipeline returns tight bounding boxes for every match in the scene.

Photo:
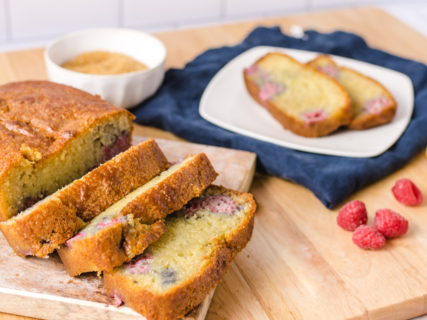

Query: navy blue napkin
[130,27,427,209]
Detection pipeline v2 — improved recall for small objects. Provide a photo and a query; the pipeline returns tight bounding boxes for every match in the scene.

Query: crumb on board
[247,255,250,258]
[67,280,73,284]
[59,281,63,284]
[15,274,19,276]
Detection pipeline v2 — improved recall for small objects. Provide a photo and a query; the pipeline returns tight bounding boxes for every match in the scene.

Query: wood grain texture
[0,6,427,320]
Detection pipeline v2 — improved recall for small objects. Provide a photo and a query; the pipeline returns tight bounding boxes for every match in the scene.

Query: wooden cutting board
[0,136,256,320]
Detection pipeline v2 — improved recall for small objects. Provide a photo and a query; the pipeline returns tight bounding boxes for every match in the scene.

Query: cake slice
[244,52,352,137]
[307,55,397,130]
[104,185,256,320]
[60,216,166,276]
[0,81,136,221]
[58,153,218,276]
[0,139,169,258]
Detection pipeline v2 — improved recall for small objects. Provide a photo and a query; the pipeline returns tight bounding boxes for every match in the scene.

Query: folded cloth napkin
[131,27,427,209]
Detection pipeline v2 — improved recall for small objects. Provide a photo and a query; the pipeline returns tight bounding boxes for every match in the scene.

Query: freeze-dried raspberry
[392,178,423,206]
[352,225,386,250]
[337,200,368,231]
[375,209,408,238]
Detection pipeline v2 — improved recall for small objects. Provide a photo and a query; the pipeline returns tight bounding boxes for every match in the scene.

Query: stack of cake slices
[0,81,256,320]
[244,52,397,137]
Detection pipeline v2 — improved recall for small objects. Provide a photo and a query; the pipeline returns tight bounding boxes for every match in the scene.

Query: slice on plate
[244,52,352,137]
[0,139,169,258]
[104,185,256,320]
[307,55,397,130]
[57,153,218,276]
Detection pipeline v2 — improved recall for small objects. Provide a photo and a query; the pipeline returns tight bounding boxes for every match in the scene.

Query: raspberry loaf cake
[104,185,256,320]
[0,139,169,257]
[60,216,166,276]
[0,81,135,221]
[307,55,397,130]
[244,52,352,137]
[58,153,218,275]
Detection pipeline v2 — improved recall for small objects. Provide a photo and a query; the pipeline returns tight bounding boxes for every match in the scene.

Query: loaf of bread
[244,52,352,137]
[57,153,218,276]
[307,55,397,130]
[0,81,135,221]
[104,185,256,320]
[0,139,169,257]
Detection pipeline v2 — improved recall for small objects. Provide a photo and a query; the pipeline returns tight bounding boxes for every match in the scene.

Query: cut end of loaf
[0,114,133,221]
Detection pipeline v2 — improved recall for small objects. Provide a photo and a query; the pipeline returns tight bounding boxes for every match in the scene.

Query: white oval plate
[199,46,414,158]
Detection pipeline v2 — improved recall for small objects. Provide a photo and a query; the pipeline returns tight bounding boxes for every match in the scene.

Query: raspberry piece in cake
[0,139,169,258]
[363,97,391,115]
[0,81,135,221]
[57,153,218,276]
[392,178,423,206]
[244,52,352,137]
[307,55,397,130]
[104,185,256,320]
[301,110,328,126]
[258,82,284,102]
[352,225,386,250]
[317,65,339,78]
[375,209,408,238]
[184,195,240,216]
[128,254,153,274]
[113,294,123,307]
[337,200,368,231]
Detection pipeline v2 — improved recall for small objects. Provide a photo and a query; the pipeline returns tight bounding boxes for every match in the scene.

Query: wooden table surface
[1,7,427,320]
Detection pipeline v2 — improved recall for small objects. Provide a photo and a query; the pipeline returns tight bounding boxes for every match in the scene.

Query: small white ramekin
[44,28,166,109]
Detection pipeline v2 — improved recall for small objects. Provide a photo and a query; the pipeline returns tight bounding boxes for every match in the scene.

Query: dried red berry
[392,178,423,206]
[337,200,368,231]
[375,209,408,238]
[352,225,386,250]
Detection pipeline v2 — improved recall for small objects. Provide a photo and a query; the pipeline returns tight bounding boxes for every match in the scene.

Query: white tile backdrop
[123,0,223,28]
[0,0,426,51]
[9,0,119,40]
[0,0,8,43]
[225,0,308,18]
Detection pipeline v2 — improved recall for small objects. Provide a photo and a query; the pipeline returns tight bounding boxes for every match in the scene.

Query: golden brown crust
[104,185,256,320]
[121,153,218,224]
[58,139,169,221]
[340,67,397,130]
[306,54,338,69]
[244,53,352,138]
[0,139,169,258]
[307,56,397,130]
[348,105,396,130]
[0,198,85,258]
[0,81,135,221]
[58,219,166,276]
[57,153,217,276]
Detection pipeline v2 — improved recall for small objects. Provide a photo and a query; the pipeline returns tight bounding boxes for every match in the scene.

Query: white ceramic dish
[200,46,414,158]
[44,28,166,109]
